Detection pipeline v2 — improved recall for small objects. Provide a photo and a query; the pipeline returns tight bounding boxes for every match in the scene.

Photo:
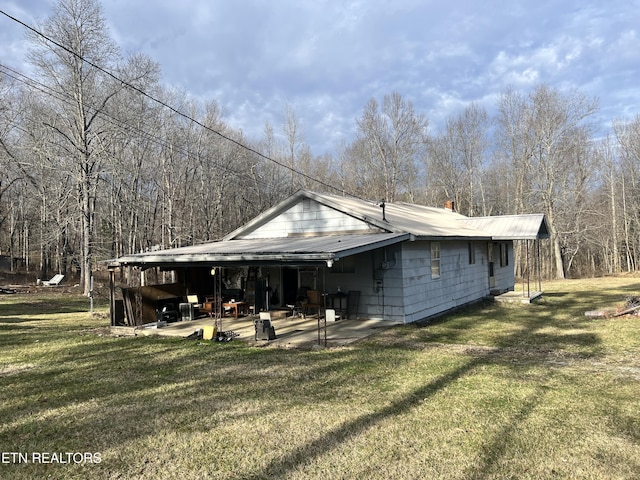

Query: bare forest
[2,0,640,295]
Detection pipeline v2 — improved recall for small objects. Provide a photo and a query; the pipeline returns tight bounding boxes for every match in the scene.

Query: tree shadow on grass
[245,290,607,478]
[245,356,480,479]
[0,281,622,479]
[245,348,565,479]
[0,317,38,324]
[463,384,553,480]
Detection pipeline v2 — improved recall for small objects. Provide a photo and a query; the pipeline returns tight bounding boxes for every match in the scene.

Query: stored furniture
[303,290,321,317]
[223,301,248,318]
[42,274,64,286]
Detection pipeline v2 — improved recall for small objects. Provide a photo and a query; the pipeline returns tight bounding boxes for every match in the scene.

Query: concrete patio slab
[121,312,401,348]
[491,290,543,304]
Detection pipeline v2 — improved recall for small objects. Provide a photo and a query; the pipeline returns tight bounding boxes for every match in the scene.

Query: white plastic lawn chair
[42,274,64,286]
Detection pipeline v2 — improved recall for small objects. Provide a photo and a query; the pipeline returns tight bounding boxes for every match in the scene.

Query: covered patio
[106,233,407,347]
[111,310,400,348]
[463,213,550,302]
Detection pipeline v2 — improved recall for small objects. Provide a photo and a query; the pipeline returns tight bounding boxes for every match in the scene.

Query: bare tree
[593,136,621,274]
[494,87,536,215]
[427,102,489,215]
[102,53,162,260]
[457,103,490,215]
[0,79,27,272]
[0,76,19,248]
[425,120,461,208]
[344,92,428,202]
[284,102,303,192]
[26,0,163,293]
[614,115,640,272]
[527,85,598,278]
[27,0,121,294]
[492,85,598,278]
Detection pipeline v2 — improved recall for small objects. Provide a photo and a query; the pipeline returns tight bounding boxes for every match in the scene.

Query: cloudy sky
[1,0,639,155]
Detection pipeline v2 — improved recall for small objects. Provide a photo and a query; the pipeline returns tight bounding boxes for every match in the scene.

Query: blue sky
[1,0,639,155]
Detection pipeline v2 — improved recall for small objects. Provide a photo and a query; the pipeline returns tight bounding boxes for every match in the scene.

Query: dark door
[282,268,298,305]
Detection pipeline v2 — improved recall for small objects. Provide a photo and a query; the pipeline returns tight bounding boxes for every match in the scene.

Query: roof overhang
[109,233,412,269]
[460,214,550,240]
[413,235,492,242]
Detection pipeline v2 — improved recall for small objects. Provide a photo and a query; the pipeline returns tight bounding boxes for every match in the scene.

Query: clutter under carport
[254,312,277,340]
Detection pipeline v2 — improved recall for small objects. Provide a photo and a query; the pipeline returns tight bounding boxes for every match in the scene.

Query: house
[108,190,549,326]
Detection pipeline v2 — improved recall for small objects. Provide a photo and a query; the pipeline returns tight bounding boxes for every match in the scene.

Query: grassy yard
[0,277,639,479]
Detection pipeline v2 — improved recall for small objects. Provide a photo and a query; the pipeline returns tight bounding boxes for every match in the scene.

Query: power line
[0,62,285,194]
[0,8,349,196]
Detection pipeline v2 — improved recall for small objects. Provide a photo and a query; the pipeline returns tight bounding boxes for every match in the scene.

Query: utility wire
[0,62,285,194]
[0,9,352,197]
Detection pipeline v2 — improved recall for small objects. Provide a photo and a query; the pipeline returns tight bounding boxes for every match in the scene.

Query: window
[468,242,475,264]
[500,243,509,267]
[431,242,441,278]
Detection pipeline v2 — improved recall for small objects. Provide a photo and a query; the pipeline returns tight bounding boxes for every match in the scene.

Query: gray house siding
[241,200,380,239]
[232,199,517,323]
[324,240,511,324]
[492,242,515,292]
[320,246,406,322]
[401,241,490,323]
[261,239,507,324]
[324,240,499,324]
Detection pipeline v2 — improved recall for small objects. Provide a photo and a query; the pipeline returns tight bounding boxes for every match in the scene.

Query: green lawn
[0,277,639,479]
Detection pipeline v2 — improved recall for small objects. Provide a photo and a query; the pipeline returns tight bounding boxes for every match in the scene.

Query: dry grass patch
[0,277,639,479]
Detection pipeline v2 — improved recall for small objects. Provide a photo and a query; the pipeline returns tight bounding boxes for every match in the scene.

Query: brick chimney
[444,200,455,212]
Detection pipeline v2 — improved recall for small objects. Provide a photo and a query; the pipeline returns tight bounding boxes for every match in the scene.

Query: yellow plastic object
[202,325,216,340]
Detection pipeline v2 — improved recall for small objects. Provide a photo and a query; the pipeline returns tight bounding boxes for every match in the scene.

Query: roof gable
[228,193,389,239]
[225,190,492,240]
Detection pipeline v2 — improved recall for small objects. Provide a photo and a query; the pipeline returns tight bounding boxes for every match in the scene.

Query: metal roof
[226,190,493,241]
[112,233,411,268]
[461,214,550,240]
[110,190,549,268]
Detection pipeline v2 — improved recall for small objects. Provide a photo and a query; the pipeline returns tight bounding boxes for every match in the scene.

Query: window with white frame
[431,242,441,278]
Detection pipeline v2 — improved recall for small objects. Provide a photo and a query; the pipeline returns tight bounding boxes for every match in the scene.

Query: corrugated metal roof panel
[114,233,410,267]
[461,214,550,240]
[110,190,549,268]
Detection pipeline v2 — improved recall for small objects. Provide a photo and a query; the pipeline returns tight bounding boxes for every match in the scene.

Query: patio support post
[526,240,531,298]
[322,267,326,347]
[317,266,327,347]
[537,239,542,292]
[109,267,116,327]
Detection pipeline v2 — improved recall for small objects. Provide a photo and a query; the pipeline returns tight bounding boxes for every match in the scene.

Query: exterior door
[282,268,298,305]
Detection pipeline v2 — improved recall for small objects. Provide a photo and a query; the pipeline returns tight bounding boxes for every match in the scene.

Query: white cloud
[1,0,639,155]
